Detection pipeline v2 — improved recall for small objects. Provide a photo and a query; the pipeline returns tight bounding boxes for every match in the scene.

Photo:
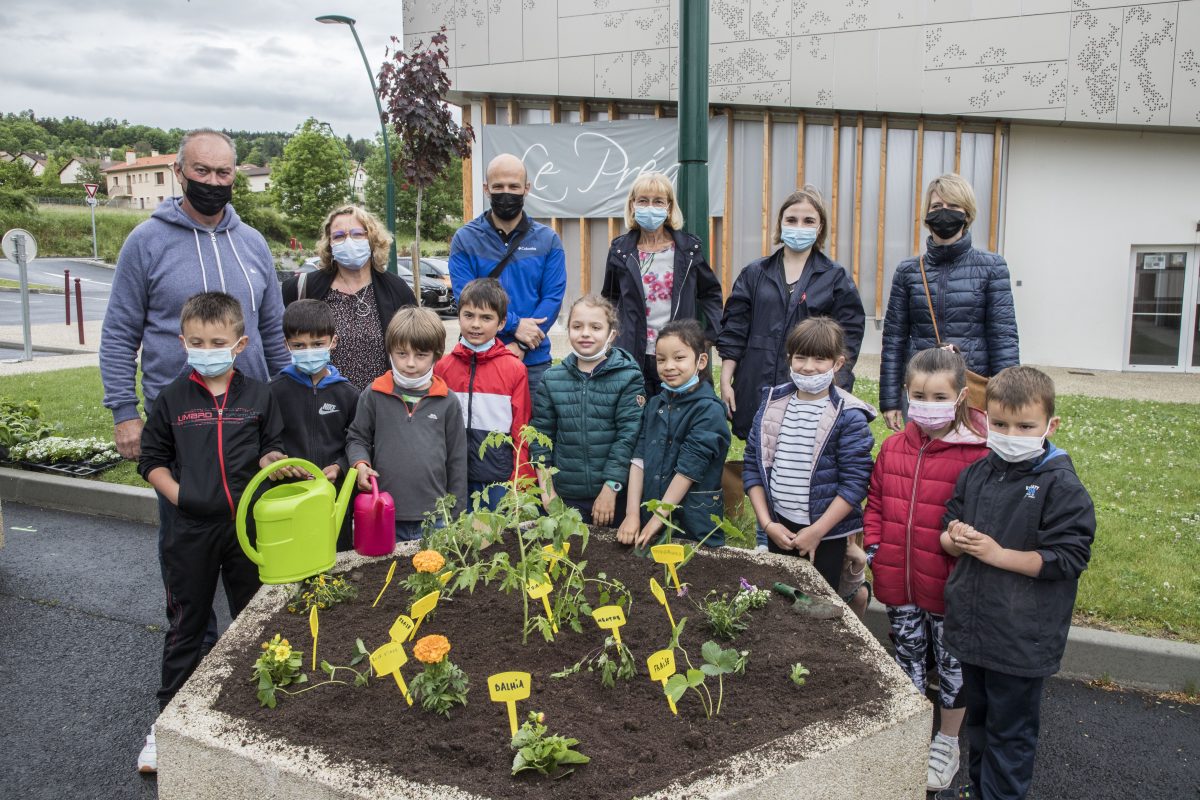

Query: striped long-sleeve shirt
[768,396,829,524]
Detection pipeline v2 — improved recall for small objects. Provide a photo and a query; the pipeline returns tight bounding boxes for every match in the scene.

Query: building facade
[404,0,1200,374]
[102,152,179,210]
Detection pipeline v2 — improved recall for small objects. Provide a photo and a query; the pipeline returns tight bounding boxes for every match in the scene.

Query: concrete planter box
[157,545,931,800]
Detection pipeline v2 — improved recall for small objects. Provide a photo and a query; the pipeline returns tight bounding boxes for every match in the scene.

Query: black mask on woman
[183,178,233,217]
[489,192,525,222]
[924,208,967,240]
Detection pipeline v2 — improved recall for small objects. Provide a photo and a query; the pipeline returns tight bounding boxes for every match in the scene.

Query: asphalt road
[0,258,112,326]
[0,502,1195,800]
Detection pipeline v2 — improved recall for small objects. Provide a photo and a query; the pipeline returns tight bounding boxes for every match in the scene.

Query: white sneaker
[137,725,157,774]
[927,735,960,791]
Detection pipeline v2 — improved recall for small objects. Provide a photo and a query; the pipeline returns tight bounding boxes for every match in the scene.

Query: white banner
[481,117,727,219]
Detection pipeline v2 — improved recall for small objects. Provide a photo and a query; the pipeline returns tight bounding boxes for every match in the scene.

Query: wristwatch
[605,480,623,492]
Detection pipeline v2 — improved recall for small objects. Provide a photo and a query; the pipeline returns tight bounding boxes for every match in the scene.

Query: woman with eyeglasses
[601,172,724,397]
[282,205,417,389]
[717,185,865,440]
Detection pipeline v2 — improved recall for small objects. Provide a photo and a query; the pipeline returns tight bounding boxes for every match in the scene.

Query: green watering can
[235,458,358,584]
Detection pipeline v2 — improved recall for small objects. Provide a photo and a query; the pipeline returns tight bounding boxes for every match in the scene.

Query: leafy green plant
[402,548,451,606]
[551,634,637,688]
[664,639,749,719]
[695,580,772,640]
[510,711,590,778]
[409,635,469,717]
[0,398,55,451]
[789,662,810,687]
[251,633,306,708]
[286,572,358,614]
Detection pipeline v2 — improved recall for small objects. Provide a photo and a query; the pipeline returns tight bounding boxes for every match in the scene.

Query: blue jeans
[468,481,508,511]
[525,359,550,400]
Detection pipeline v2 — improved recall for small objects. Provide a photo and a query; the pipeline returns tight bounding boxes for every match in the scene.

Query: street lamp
[316,13,397,274]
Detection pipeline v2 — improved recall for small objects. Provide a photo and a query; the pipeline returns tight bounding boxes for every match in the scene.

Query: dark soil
[213,534,889,799]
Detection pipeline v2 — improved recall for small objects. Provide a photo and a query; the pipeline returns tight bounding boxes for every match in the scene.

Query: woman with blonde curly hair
[282,205,417,389]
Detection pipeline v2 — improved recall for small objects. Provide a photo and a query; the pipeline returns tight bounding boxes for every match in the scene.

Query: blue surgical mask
[661,374,700,394]
[187,347,236,378]
[781,226,818,252]
[460,336,495,353]
[331,238,372,270]
[635,206,668,231]
[290,347,330,376]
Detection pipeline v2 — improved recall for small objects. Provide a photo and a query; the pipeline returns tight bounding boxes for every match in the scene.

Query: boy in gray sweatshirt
[346,307,468,540]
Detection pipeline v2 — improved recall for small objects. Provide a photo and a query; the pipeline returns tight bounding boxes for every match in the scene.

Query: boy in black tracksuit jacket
[270,300,360,549]
[139,293,287,713]
[938,367,1095,800]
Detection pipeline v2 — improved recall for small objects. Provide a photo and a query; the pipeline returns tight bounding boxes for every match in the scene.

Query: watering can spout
[334,466,359,537]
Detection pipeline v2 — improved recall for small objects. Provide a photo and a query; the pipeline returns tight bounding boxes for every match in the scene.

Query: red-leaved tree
[378,28,474,301]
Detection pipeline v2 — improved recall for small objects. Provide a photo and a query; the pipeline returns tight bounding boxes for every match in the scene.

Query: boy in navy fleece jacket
[269,300,359,549]
[937,366,1095,800]
[139,292,286,716]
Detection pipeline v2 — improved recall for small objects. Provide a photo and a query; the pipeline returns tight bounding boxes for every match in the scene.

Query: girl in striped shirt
[742,317,876,591]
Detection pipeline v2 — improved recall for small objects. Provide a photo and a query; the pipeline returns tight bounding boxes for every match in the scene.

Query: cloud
[0,0,417,139]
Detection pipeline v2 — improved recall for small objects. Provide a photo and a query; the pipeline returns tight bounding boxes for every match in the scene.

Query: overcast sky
[0,0,423,140]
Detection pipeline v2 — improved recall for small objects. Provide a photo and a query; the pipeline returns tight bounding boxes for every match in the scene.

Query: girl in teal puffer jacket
[529,295,645,527]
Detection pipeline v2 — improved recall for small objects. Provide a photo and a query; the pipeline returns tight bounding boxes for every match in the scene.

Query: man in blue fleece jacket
[449,152,566,397]
[101,128,290,460]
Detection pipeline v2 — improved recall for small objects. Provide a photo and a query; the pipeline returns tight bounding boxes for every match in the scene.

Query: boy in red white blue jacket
[434,278,534,510]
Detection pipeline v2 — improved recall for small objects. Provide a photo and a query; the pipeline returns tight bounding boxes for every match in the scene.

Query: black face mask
[182,176,233,217]
[489,192,525,222]
[925,208,967,240]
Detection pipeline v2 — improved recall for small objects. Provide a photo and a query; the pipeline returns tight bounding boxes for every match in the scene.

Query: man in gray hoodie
[100,129,291,775]
[101,128,290,459]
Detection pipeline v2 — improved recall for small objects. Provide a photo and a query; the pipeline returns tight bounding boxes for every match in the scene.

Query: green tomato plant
[510,711,591,778]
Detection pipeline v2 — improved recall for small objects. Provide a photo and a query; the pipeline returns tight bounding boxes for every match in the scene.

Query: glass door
[1127,247,1198,371]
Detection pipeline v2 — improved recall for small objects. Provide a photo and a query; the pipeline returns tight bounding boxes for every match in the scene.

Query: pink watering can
[354,475,396,557]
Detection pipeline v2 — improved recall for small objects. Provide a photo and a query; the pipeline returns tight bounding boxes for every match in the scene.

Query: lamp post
[316,13,397,274]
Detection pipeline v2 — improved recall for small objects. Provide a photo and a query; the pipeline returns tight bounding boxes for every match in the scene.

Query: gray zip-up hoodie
[101,198,290,423]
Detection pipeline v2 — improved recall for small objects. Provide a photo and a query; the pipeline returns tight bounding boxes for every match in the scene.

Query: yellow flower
[413,634,451,664]
[261,641,270,650]
[281,639,289,647]
[413,550,446,574]
[274,644,291,662]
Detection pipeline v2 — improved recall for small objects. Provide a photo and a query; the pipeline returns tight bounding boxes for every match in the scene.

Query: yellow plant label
[527,579,558,634]
[526,579,552,599]
[591,604,626,645]
[369,641,413,705]
[646,649,678,715]
[651,544,685,589]
[439,571,454,586]
[649,577,676,628]
[389,614,415,643]
[309,605,319,671]
[372,560,398,608]
[407,590,440,641]
[647,649,676,682]
[488,671,532,735]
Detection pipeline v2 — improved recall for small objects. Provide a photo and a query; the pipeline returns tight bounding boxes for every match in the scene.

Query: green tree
[365,141,462,244]
[0,160,38,190]
[242,146,266,167]
[270,118,351,235]
[76,161,108,195]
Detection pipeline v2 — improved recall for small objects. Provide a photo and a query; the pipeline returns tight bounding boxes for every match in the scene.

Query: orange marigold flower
[413,634,451,664]
[412,550,446,574]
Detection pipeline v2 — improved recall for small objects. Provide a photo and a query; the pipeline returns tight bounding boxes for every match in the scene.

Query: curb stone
[1,465,1198,693]
[0,286,64,295]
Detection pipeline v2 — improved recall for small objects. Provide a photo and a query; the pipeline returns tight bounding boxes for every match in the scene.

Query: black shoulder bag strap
[488,226,529,280]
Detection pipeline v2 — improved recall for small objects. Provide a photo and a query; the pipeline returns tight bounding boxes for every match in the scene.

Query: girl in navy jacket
[742,317,875,591]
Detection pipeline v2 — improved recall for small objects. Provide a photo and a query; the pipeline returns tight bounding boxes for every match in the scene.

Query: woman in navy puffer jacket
[879,173,1019,432]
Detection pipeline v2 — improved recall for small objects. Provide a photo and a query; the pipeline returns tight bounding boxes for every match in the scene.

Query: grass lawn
[1,366,1197,643]
[0,278,58,292]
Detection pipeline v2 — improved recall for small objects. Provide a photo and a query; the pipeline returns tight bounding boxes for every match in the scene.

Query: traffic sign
[84,183,99,199]
[2,228,38,264]
[86,197,98,207]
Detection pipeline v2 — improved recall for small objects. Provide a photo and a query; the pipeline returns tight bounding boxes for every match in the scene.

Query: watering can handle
[235,457,326,567]
[369,474,380,503]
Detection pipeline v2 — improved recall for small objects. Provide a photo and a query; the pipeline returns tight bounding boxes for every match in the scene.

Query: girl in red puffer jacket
[863,346,988,793]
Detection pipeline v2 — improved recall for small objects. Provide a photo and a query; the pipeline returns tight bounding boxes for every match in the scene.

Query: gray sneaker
[927,735,960,791]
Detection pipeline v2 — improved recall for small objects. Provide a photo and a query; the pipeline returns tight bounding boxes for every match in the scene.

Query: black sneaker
[933,785,973,799]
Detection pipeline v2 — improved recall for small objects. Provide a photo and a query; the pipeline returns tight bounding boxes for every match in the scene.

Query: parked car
[281,257,454,316]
